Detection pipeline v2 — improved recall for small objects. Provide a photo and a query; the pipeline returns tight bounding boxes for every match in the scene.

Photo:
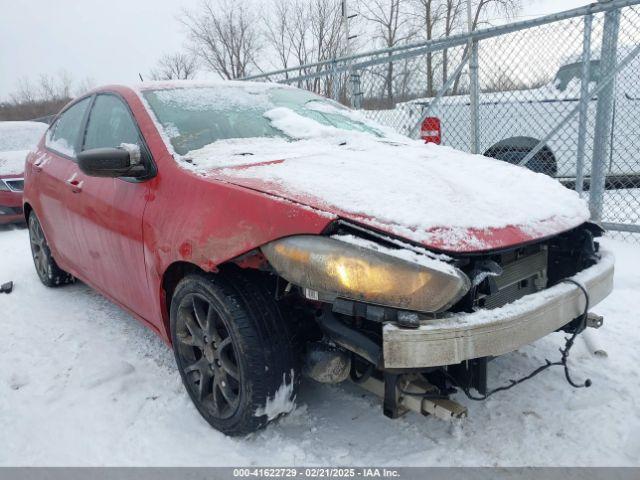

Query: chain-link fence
[245,0,640,241]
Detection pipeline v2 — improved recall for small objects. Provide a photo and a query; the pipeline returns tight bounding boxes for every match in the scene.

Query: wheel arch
[160,261,205,341]
[159,252,271,342]
[23,202,33,222]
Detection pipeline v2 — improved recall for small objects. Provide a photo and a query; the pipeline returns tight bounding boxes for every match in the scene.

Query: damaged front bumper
[382,248,615,369]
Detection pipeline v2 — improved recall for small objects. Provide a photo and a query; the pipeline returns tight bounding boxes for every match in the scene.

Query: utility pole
[342,0,351,58]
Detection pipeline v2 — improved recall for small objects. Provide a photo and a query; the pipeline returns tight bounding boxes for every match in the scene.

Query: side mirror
[77,144,145,178]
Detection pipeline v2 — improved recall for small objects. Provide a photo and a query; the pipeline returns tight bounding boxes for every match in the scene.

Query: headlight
[262,235,470,313]
[0,180,9,192]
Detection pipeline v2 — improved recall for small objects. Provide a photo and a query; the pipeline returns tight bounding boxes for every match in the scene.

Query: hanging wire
[445,278,592,401]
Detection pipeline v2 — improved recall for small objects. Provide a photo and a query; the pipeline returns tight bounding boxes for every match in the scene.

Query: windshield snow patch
[264,107,351,140]
[151,86,272,112]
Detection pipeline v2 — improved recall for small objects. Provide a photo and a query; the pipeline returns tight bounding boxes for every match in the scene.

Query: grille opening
[452,224,601,313]
[5,179,24,192]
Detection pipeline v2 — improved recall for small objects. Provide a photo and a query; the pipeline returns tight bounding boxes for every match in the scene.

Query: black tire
[28,212,74,287]
[170,270,299,436]
[488,146,557,177]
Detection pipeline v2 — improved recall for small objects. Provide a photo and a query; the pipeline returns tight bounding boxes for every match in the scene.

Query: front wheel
[170,271,299,436]
[28,212,74,287]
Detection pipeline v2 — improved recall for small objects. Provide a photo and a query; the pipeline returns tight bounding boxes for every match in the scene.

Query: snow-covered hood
[0,150,28,177]
[184,136,589,253]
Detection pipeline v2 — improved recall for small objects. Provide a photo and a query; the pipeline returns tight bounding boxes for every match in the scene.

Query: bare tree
[441,0,464,86]
[9,72,71,105]
[10,71,73,105]
[263,0,347,97]
[263,0,295,74]
[360,0,416,101]
[309,0,346,94]
[407,0,519,97]
[410,0,441,96]
[310,0,345,62]
[150,52,198,80]
[2,71,92,121]
[181,0,261,79]
[288,0,313,70]
[451,0,520,93]
[9,77,38,105]
[38,72,72,101]
[75,77,96,97]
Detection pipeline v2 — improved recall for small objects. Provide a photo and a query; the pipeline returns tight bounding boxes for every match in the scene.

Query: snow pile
[137,79,285,95]
[196,127,589,248]
[265,107,351,140]
[255,370,297,421]
[307,101,407,140]
[0,150,29,176]
[185,137,304,168]
[0,121,47,152]
[0,228,639,465]
[138,81,403,158]
[150,84,273,112]
[0,121,47,175]
[138,81,589,249]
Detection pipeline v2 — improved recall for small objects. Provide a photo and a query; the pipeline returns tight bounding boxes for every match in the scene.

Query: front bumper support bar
[383,248,615,369]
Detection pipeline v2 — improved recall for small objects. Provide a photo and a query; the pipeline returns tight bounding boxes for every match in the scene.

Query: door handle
[33,157,46,173]
[66,176,83,193]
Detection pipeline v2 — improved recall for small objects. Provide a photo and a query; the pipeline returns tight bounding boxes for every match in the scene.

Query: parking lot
[1,225,639,466]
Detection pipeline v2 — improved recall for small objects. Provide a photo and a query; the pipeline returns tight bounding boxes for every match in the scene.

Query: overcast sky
[0,0,593,100]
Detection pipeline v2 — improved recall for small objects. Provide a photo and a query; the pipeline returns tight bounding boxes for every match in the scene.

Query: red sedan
[23,81,613,435]
[0,121,48,224]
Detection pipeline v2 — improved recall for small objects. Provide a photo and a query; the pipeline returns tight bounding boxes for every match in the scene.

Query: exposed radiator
[478,248,548,310]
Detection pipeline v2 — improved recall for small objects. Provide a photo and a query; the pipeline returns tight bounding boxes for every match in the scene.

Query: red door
[64,93,153,320]
[32,97,92,270]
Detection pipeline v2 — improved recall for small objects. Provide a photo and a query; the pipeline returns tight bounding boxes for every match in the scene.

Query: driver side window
[46,97,91,157]
[83,94,141,150]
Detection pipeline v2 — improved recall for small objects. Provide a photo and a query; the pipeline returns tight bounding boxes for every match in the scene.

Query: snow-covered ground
[1,226,639,466]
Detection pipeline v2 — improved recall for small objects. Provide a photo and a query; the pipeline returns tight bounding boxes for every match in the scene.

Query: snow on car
[0,121,48,224]
[21,80,613,436]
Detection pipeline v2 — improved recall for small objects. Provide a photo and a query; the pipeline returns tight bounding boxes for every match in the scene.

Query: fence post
[351,69,362,109]
[575,14,593,195]
[331,60,340,101]
[469,41,480,154]
[467,0,480,154]
[589,5,620,222]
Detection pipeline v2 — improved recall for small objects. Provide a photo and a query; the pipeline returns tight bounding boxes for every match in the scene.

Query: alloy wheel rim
[29,218,48,278]
[176,293,241,419]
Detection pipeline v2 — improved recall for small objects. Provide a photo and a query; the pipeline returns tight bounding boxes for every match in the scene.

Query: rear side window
[46,97,91,157]
[83,95,140,150]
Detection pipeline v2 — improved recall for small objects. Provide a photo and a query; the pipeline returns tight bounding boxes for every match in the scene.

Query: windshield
[142,85,384,155]
[0,121,48,152]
